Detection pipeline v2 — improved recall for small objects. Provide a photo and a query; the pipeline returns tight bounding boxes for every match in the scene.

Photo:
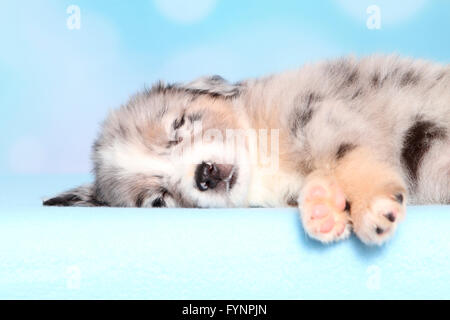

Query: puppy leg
[299,147,407,245]
[334,148,407,245]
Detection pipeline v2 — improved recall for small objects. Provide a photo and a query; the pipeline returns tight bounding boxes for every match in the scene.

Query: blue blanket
[0,175,449,299]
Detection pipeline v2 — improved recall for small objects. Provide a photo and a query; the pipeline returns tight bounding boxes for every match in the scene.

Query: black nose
[195,162,221,191]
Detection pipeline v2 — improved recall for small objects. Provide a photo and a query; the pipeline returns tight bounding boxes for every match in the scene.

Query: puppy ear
[182,75,242,98]
[43,184,105,207]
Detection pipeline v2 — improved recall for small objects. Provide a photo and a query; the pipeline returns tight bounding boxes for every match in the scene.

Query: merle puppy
[44,55,450,245]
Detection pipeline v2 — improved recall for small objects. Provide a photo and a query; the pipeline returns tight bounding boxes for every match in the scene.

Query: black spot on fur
[371,72,381,88]
[290,92,322,135]
[401,120,447,183]
[345,70,359,87]
[400,70,420,87]
[299,95,315,124]
[376,227,384,235]
[336,143,357,160]
[188,112,203,122]
[135,191,147,208]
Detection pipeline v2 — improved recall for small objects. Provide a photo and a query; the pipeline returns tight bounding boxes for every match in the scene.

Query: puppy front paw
[352,191,406,245]
[299,176,352,243]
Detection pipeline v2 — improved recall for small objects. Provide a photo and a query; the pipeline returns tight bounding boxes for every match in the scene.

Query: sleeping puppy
[44,55,450,245]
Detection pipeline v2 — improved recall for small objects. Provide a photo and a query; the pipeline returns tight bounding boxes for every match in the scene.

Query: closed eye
[151,197,165,207]
[173,114,185,130]
[168,113,186,147]
[152,189,171,207]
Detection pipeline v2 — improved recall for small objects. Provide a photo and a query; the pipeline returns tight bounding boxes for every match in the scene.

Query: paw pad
[300,177,351,243]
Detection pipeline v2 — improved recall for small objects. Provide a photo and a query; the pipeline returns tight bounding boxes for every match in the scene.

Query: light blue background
[0,0,449,174]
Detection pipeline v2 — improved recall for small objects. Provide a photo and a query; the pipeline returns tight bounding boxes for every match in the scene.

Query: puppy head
[44,76,253,208]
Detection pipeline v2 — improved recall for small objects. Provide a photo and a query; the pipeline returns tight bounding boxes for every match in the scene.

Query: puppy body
[45,55,450,244]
